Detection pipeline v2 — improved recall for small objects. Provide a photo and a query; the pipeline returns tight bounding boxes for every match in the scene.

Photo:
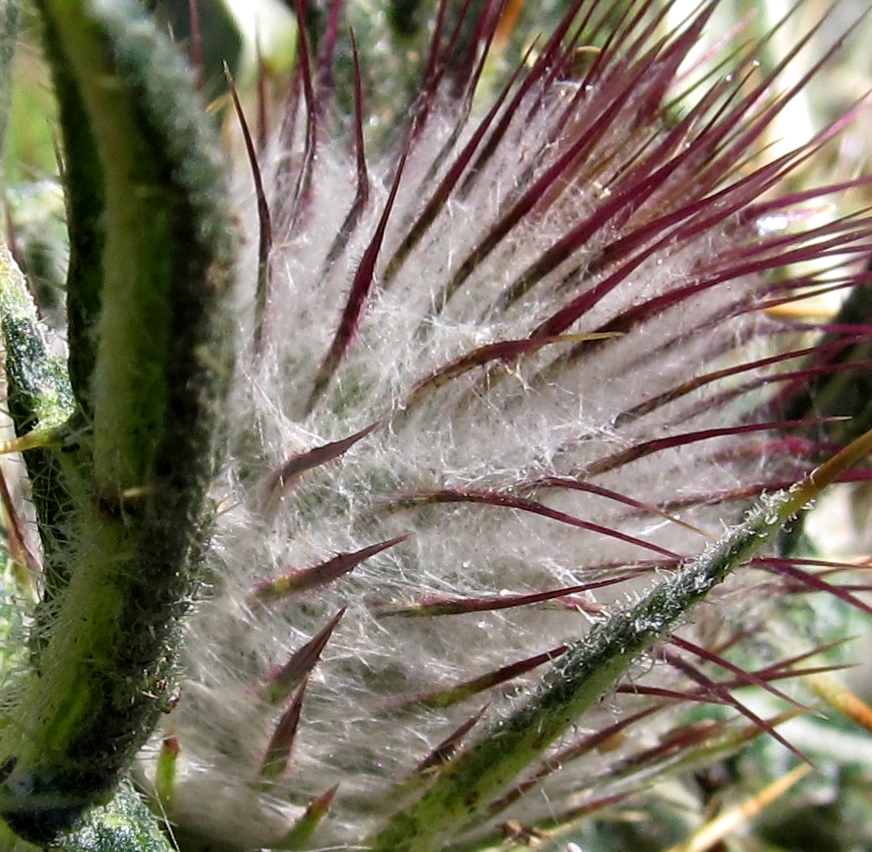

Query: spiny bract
[141,1,872,849]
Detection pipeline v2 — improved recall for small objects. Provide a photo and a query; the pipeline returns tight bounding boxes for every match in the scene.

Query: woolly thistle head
[9,0,872,850]
[116,1,872,849]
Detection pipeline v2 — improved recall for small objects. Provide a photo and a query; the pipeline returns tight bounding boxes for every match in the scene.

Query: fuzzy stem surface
[0,0,235,843]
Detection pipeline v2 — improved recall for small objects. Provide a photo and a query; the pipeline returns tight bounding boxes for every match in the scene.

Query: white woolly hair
[141,1,870,847]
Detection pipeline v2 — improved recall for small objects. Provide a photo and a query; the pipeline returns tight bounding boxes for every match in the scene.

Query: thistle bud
[138,2,872,850]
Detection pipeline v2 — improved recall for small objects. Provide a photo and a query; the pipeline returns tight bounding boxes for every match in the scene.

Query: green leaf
[53,783,174,852]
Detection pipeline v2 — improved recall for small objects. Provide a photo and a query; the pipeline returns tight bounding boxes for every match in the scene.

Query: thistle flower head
[109,0,872,848]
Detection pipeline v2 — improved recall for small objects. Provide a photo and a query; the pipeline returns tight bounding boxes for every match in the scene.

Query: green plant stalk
[0,0,235,843]
[10,0,104,612]
[40,0,104,419]
[368,432,872,852]
[0,0,18,177]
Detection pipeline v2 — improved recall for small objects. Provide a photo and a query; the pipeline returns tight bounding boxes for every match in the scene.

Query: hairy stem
[0,0,235,843]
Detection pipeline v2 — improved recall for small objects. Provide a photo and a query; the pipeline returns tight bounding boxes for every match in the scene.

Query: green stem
[0,0,18,175]
[0,0,235,843]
